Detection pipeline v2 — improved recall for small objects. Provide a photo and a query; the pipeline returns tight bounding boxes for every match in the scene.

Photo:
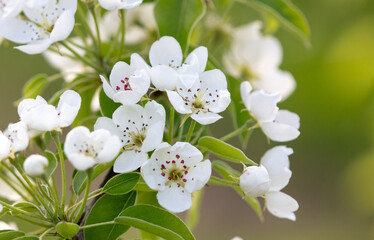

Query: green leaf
[14,237,39,240]
[11,202,43,218]
[44,150,58,179]
[198,136,256,165]
[115,205,195,240]
[56,221,80,239]
[84,192,137,240]
[22,74,48,99]
[99,88,120,118]
[103,172,140,195]
[154,0,206,54]
[244,0,310,44]
[212,160,263,221]
[0,230,25,240]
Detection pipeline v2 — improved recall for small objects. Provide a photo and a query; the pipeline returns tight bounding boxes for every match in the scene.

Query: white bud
[239,165,270,197]
[23,155,49,177]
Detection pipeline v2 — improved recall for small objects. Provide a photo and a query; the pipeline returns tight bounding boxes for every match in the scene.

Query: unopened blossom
[240,81,300,142]
[98,0,143,11]
[133,36,208,91]
[23,154,48,177]
[18,90,81,137]
[64,126,121,171]
[167,70,231,125]
[94,101,165,173]
[0,121,29,160]
[240,146,299,221]
[101,57,150,105]
[0,0,77,54]
[224,21,296,100]
[142,142,211,213]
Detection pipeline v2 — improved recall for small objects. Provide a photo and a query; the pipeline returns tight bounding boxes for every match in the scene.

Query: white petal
[185,47,208,73]
[5,121,29,152]
[141,160,167,191]
[249,90,281,122]
[261,146,293,191]
[240,81,253,110]
[261,122,300,142]
[200,69,227,90]
[239,165,270,198]
[150,65,178,91]
[57,90,81,127]
[157,186,192,213]
[64,126,91,156]
[276,110,300,129]
[113,91,143,105]
[113,150,148,173]
[119,0,143,9]
[149,36,182,67]
[191,112,222,125]
[0,134,11,160]
[92,130,121,164]
[22,104,59,131]
[23,154,49,177]
[130,53,150,72]
[50,10,75,42]
[101,75,116,100]
[141,121,164,152]
[15,39,52,55]
[208,90,231,113]
[170,142,203,165]
[94,117,121,136]
[98,0,121,11]
[266,191,299,221]
[166,90,192,114]
[184,160,211,193]
[0,18,43,44]
[68,153,96,171]
[110,61,131,88]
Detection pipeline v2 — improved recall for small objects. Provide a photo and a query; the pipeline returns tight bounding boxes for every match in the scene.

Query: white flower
[0,0,24,19]
[133,36,208,91]
[240,146,299,221]
[23,154,48,177]
[0,221,18,231]
[94,101,165,173]
[240,81,300,142]
[0,0,77,54]
[64,126,121,171]
[141,142,211,213]
[18,90,81,136]
[98,0,143,11]
[0,121,29,160]
[231,237,244,240]
[224,21,296,100]
[166,70,231,125]
[101,57,150,105]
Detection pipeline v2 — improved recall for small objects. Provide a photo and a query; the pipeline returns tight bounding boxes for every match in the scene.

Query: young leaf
[115,205,195,240]
[154,0,206,54]
[198,136,256,165]
[0,230,25,240]
[22,74,48,99]
[84,192,137,240]
[244,0,310,44]
[56,221,80,239]
[45,150,58,179]
[103,172,140,195]
[14,237,39,240]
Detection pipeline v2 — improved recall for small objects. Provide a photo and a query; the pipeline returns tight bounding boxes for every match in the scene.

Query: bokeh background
[1,0,374,239]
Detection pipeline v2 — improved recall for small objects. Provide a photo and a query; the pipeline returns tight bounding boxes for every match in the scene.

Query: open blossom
[98,0,143,11]
[240,81,300,142]
[167,70,231,125]
[224,21,296,100]
[240,146,299,221]
[133,36,208,91]
[18,90,81,137]
[142,142,211,213]
[64,127,121,171]
[23,154,49,177]
[0,121,29,160]
[0,0,77,54]
[101,57,150,105]
[0,0,24,18]
[94,101,165,173]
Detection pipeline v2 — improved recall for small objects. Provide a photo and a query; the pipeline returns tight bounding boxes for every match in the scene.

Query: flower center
[116,77,132,91]
[169,168,184,181]
[240,65,258,81]
[191,88,209,112]
[125,128,146,149]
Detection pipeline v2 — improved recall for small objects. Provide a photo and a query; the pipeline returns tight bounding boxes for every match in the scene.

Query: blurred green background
[1,0,374,239]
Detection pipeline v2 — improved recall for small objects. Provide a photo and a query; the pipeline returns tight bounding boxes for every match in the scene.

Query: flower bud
[23,155,49,177]
[239,165,270,197]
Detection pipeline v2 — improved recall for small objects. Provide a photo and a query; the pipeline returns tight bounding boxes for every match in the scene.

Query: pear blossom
[94,101,165,173]
[166,70,231,125]
[0,0,24,19]
[224,21,296,100]
[133,36,208,91]
[98,0,143,11]
[23,154,48,177]
[64,126,121,171]
[141,142,211,213]
[0,121,29,160]
[100,57,150,105]
[0,0,77,54]
[240,146,299,221]
[240,81,300,142]
[18,90,81,137]
[0,221,18,230]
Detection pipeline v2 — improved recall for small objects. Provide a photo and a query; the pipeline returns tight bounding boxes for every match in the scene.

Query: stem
[43,177,59,218]
[60,42,101,72]
[220,120,257,142]
[177,116,185,141]
[52,131,66,218]
[39,227,55,239]
[208,176,238,187]
[0,200,28,215]
[91,7,102,57]
[77,3,96,48]
[74,170,93,223]
[185,120,196,142]
[0,168,29,200]
[168,107,175,144]
[80,221,115,229]
[14,215,54,228]
[118,9,126,58]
